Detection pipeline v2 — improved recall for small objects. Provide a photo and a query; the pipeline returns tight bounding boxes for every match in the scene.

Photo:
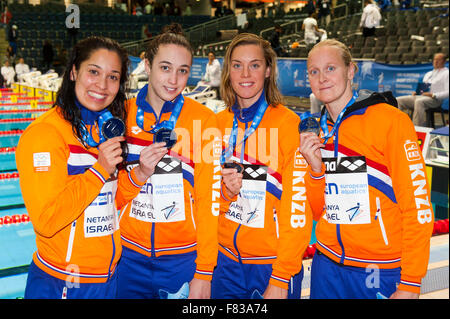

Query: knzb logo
[404,140,421,162]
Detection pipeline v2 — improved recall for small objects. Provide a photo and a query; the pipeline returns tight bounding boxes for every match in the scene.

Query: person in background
[144,0,153,14]
[184,1,192,16]
[16,36,152,299]
[305,0,316,15]
[8,23,17,56]
[116,23,220,299]
[213,33,312,299]
[141,24,152,39]
[15,57,30,77]
[6,45,15,65]
[201,51,222,99]
[317,0,332,26]
[299,39,433,299]
[360,0,382,39]
[1,59,15,86]
[0,5,12,28]
[129,51,148,90]
[43,40,54,71]
[269,24,283,57]
[397,53,449,127]
[302,11,322,52]
[376,0,392,11]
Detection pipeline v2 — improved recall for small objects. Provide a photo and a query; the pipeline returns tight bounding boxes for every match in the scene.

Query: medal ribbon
[136,89,184,134]
[299,111,313,121]
[76,98,114,148]
[320,91,358,145]
[220,96,269,165]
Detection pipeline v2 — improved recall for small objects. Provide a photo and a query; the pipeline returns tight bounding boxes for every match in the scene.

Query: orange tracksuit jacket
[16,106,144,283]
[305,92,434,294]
[117,95,220,281]
[218,102,313,290]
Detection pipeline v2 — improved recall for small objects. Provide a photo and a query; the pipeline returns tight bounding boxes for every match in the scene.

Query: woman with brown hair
[116,23,220,299]
[213,33,312,299]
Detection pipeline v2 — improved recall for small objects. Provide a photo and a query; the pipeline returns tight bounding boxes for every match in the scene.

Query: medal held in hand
[101,114,126,140]
[299,116,320,136]
[81,111,125,147]
[154,127,177,149]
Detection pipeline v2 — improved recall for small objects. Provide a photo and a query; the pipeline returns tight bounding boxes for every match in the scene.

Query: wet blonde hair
[220,33,283,109]
[308,39,359,73]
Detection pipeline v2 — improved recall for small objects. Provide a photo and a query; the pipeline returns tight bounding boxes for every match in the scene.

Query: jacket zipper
[375,197,389,246]
[233,224,243,263]
[107,233,116,280]
[232,122,248,263]
[333,119,346,264]
[65,221,77,262]
[150,223,156,257]
[189,191,196,230]
[274,209,279,239]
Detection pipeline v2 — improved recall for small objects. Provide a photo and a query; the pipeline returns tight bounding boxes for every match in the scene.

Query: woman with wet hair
[17,36,147,298]
[116,24,220,299]
[213,33,312,299]
[299,39,433,299]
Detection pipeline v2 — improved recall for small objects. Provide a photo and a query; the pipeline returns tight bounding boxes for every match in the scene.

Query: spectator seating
[7,2,211,70]
[344,6,448,64]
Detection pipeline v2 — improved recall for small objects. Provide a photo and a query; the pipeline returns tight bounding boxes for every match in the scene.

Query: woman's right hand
[299,132,324,173]
[221,168,243,199]
[97,136,126,176]
[134,142,168,182]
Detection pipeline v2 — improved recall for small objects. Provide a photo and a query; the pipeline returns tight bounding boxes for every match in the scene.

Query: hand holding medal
[298,112,324,173]
[94,111,127,175]
[79,110,127,175]
[221,162,244,199]
[97,135,126,175]
[133,142,168,182]
[220,97,268,201]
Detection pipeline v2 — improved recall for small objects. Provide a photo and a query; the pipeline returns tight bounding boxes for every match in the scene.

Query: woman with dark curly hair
[16,36,150,299]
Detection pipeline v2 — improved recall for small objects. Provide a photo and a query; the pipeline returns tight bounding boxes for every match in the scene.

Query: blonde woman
[213,33,312,299]
[300,39,434,299]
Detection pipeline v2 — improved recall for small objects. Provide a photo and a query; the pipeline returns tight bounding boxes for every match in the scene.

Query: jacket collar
[231,90,266,123]
[75,98,106,125]
[137,84,177,119]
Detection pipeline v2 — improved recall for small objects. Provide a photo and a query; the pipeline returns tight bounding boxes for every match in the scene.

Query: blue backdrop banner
[188,57,448,99]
